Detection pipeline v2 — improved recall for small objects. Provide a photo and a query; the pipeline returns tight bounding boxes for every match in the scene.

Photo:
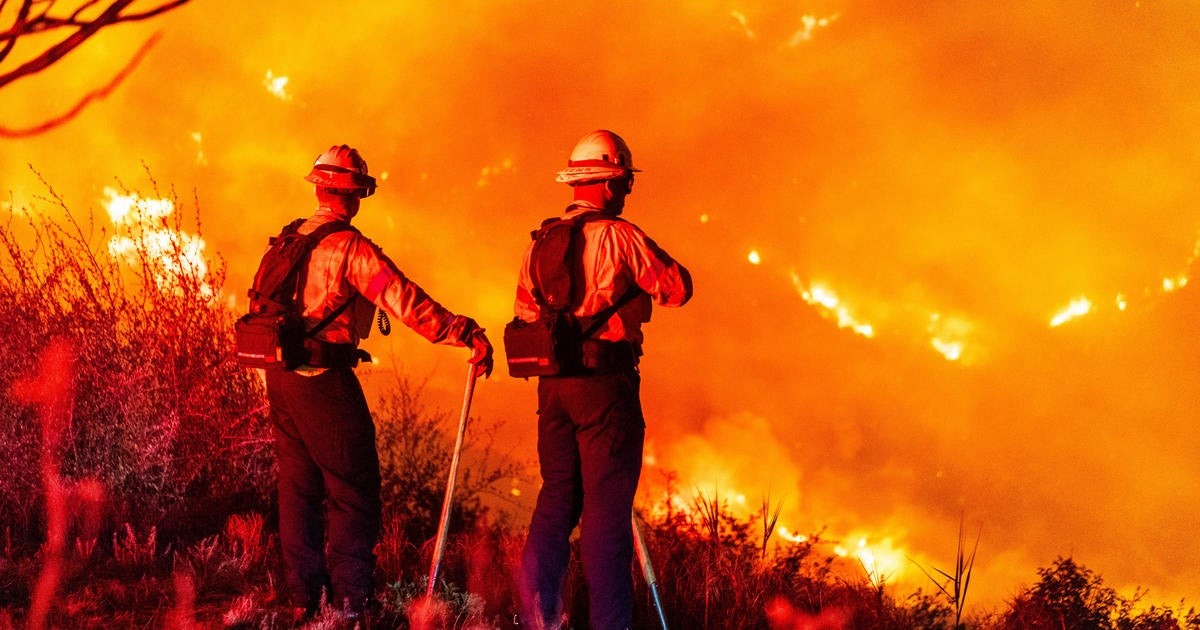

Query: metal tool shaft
[633,511,670,630]
[425,365,478,599]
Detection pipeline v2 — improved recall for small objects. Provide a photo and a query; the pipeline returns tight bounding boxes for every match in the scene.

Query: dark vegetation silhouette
[1,176,1198,628]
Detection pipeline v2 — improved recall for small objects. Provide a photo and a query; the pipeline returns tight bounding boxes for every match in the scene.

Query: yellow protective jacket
[514,202,693,347]
[294,209,474,351]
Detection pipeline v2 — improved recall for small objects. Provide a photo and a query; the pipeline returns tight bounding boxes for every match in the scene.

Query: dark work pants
[520,369,645,630]
[266,367,381,611]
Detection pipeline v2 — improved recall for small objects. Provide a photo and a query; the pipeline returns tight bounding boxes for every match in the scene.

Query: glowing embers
[789,14,840,46]
[1049,297,1093,327]
[1050,273,1191,326]
[476,158,516,188]
[729,9,839,44]
[1162,275,1188,292]
[190,132,207,166]
[103,188,212,298]
[928,313,974,363]
[263,70,292,101]
[1048,234,1198,326]
[792,276,875,338]
[730,10,755,39]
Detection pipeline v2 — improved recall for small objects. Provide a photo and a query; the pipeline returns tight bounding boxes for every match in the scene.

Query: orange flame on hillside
[102,188,212,298]
[640,445,909,586]
[1049,297,1092,327]
[792,276,875,338]
[928,313,974,363]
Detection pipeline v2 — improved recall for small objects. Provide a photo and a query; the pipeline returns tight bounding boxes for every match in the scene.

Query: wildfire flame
[928,312,975,363]
[1049,297,1092,327]
[640,447,907,590]
[263,70,292,101]
[830,536,905,587]
[730,11,755,39]
[931,338,963,361]
[777,527,808,543]
[789,14,840,46]
[103,188,212,297]
[1048,234,1198,325]
[792,276,875,338]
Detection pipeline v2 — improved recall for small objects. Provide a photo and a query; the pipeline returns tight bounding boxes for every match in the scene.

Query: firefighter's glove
[468,328,494,379]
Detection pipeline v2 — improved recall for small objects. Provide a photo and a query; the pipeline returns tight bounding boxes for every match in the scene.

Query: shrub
[1001,556,1200,630]
[373,375,524,576]
[0,173,274,545]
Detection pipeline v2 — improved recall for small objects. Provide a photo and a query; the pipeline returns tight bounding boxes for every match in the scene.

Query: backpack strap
[528,209,642,339]
[290,220,359,337]
[249,218,308,305]
[528,210,603,311]
[579,285,642,340]
[306,293,356,338]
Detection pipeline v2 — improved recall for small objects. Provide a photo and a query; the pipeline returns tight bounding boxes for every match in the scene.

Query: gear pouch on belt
[234,311,307,370]
[503,313,581,378]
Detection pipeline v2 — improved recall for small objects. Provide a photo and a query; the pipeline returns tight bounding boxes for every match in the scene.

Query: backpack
[503,211,639,378]
[234,219,358,370]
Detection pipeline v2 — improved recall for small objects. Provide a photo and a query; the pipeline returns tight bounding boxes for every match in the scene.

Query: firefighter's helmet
[555,130,641,185]
[304,144,376,197]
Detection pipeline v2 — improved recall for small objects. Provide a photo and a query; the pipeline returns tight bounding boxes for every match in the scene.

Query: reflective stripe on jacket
[515,203,692,346]
[296,210,473,348]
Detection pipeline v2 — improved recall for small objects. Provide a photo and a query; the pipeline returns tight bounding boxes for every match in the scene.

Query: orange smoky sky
[4,0,1200,610]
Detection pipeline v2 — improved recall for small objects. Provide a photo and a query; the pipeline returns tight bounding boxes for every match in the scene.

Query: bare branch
[0,1,192,135]
[1,0,190,42]
[0,1,35,65]
[0,31,158,137]
[68,0,102,22]
[0,0,137,90]
[112,0,189,22]
[34,0,58,24]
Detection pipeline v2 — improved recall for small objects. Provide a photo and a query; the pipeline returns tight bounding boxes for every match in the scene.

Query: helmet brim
[554,165,641,185]
[304,167,377,190]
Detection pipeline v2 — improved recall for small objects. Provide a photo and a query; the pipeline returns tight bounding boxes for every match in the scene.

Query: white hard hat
[555,129,641,185]
[304,144,377,197]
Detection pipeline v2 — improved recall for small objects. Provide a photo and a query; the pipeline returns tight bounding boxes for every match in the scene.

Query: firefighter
[266,145,493,619]
[516,130,693,629]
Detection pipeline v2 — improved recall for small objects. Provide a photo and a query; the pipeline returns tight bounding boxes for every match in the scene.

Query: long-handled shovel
[425,364,479,599]
[633,510,670,630]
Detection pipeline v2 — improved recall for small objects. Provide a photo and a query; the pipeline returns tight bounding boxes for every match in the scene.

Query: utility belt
[303,339,371,369]
[575,340,640,375]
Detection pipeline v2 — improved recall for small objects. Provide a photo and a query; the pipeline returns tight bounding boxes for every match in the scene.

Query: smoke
[4,0,1200,610]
